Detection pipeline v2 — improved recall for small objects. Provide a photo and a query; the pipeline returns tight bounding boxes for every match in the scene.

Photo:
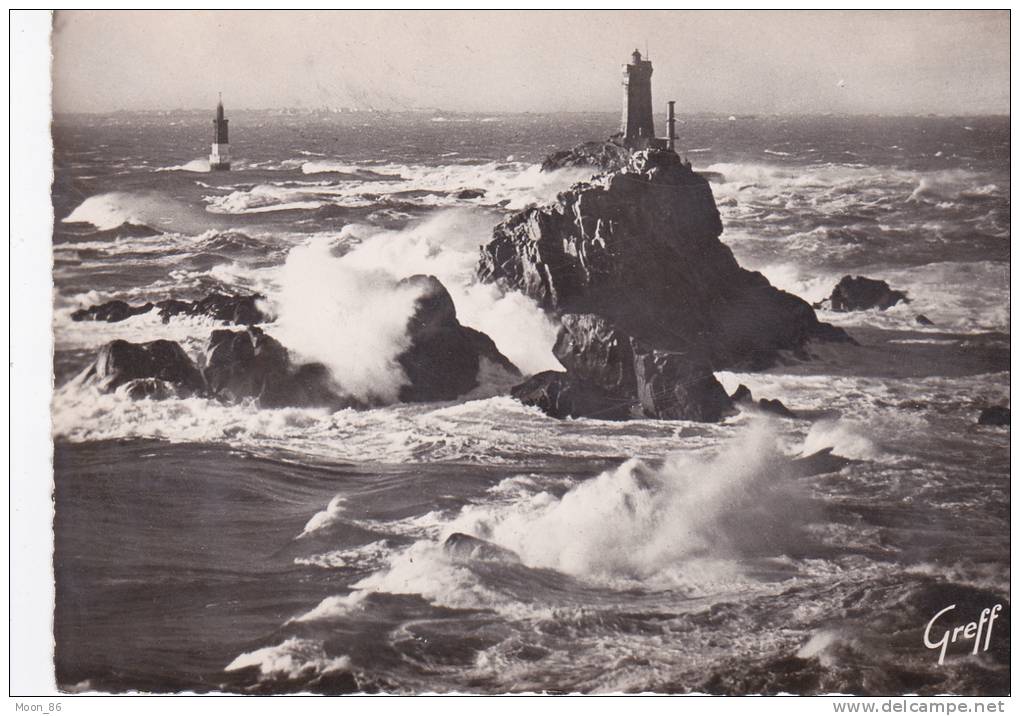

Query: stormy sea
[51,111,1009,694]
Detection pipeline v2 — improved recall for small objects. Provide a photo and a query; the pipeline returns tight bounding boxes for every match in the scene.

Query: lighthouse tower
[209,94,231,171]
[621,49,655,149]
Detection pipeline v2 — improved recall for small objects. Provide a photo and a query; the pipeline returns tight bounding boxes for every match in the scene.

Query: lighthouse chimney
[666,100,677,152]
[209,94,231,171]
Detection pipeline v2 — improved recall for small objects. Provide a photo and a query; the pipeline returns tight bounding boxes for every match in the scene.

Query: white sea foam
[294,423,839,622]
[156,158,210,173]
[206,159,597,213]
[299,495,348,537]
[296,541,392,570]
[800,419,878,461]
[271,234,424,404]
[267,210,560,386]
[225,637,351,679]
[749,259,1006,334]
[453,423,813,588]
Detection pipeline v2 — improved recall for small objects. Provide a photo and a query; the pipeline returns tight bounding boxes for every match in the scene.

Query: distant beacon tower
[209,94,231,171]
[621,49,655,149]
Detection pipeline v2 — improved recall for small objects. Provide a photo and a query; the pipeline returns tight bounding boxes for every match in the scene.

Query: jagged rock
[978,406,1010,426]
[71,292,270,326]
[157,292,268,325]
[727,384,797,419]
[540,140,632,174]
[71,300,154,323]
[78,339,205,395]
[454,189,486,199]
[510,370,632,421]
[200,327,345,409]
[758,398,797,419]
[821,276,909,312]
[553,314,637,396]
[479,148,849,372]
[730,384,754,404]
[915,314,934,326]
[631,343,733,422]
[396,275,519,402]
[519,313,731,422]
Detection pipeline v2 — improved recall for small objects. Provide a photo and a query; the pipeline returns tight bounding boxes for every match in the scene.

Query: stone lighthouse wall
[621,53,655,148]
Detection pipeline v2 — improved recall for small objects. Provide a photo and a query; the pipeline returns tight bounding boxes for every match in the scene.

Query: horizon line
[51,108,1011,119]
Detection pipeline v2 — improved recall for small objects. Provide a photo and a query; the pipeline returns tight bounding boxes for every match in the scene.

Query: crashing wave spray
[270,209,560,403]
[457,421,813,588]
[271,236,425,405]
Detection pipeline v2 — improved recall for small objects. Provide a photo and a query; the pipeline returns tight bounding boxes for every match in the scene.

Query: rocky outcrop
[77,339,205,396]
[480,149,849,373]
[200,327,347,409]
[74,276,519,408]
[511,371,633,421]
[397,275,520,402]
[454,189,486,200]
[513,313,732,422]
[71,292,270,326]
[978,406,1010,426]
[729,384,798,419]
[157,293,268,325]
[70,300,154,323]
[540,140,632,174]
[817,275,909,312]
[481,148,849,421]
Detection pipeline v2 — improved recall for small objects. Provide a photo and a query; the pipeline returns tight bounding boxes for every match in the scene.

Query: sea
[50,111,1010,694]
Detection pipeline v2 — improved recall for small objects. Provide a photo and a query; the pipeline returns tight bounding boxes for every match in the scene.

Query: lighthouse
[209,94,231,171]
[621,49,655,149]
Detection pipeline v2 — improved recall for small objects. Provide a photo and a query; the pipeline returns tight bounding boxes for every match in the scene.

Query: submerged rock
[820,275,909,312]
[479,149,848,373]
[978,406,1010,426]
[78,339,205,395]
[454,188,486,199]
[915,314,935,326]
[443,533,521,564]
[71,292,270,326]
[396,275,519,402]
[789,448,852,477]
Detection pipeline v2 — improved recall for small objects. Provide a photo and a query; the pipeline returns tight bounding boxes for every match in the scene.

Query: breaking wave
[267,209,560,387]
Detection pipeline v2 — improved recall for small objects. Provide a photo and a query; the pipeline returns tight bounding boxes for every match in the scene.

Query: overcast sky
[51,10,1009,115]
